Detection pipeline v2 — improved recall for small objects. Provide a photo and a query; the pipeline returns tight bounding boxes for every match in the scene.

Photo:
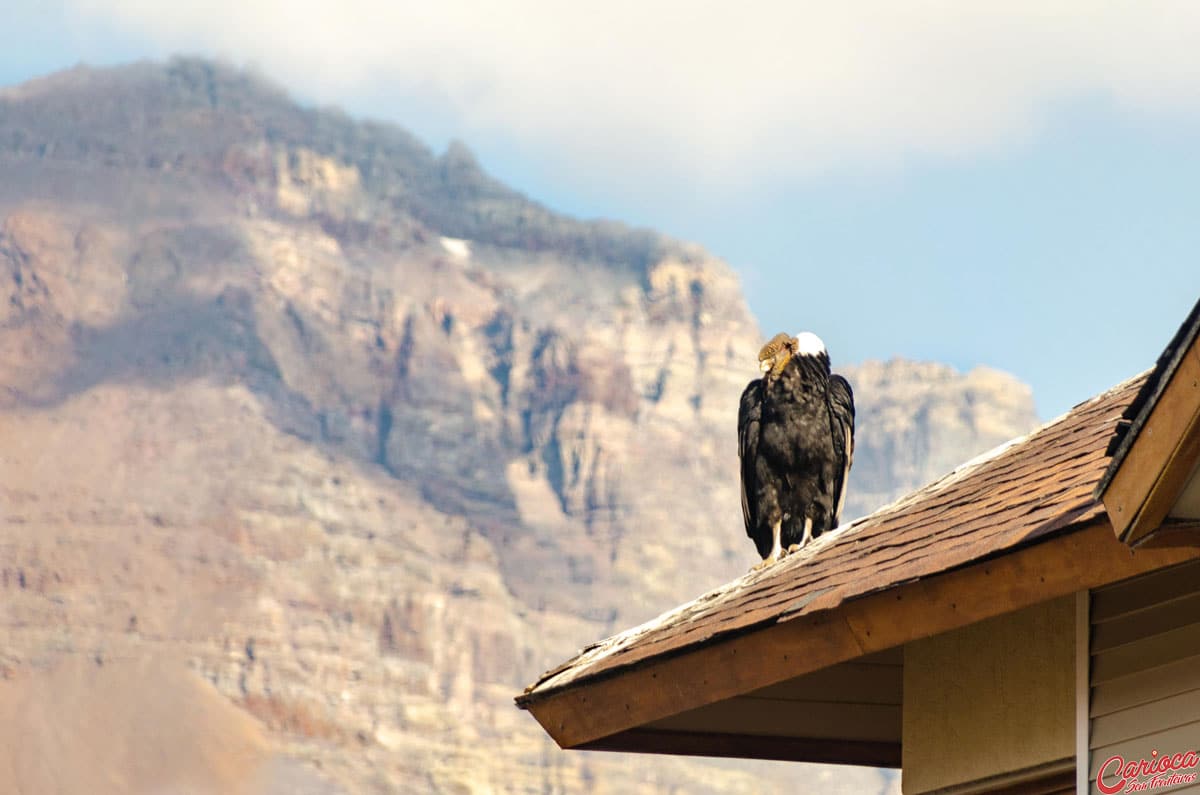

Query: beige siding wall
[902,596,1076,795]
[1089,560,1200,794]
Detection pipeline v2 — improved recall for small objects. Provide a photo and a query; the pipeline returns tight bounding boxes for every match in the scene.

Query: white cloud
[65,1,1200,196]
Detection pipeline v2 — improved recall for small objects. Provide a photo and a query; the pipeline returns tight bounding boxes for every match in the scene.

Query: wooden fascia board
[521,520,1200,754]
[1101,336,1200,544]
[579,729,902,767]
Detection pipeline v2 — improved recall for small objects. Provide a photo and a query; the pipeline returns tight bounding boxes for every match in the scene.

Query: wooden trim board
[1101,337,1200,544]
[578,728,902,767]
[1076,590,1089,795]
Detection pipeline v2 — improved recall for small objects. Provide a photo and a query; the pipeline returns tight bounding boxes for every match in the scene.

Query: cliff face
[0,59,1037,794]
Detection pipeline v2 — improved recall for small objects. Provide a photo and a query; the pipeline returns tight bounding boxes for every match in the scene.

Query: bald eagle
[738,332,855,567]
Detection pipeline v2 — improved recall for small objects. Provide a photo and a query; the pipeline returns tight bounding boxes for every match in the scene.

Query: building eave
[519,519,1200,761]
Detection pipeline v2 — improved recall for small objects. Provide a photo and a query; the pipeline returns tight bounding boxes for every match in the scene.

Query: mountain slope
[0,58,1037,794]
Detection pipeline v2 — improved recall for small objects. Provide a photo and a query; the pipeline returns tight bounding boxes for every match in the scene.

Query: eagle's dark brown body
[738,334,855,564]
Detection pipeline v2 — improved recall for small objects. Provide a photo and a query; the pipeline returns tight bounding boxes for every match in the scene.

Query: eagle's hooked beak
[757,332,794,378]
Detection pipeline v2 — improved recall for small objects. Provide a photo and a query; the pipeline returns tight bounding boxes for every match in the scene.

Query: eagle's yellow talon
[750,552,780,571]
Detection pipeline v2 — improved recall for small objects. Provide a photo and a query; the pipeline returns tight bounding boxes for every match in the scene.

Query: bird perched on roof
[738,332,855,568]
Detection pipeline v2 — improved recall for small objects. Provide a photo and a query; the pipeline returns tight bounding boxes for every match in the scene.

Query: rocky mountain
[0,58,1038,794]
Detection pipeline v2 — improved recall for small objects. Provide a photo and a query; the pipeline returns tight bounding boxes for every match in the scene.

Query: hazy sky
[4,2,1200,418]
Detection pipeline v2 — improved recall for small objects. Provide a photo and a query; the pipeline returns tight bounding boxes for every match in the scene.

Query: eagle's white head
[794,331,827,358]
[758,331,830,378]
[757,331,829,379]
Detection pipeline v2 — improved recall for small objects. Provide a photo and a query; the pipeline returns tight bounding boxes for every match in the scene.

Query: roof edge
[517,508,1101,711]
[1098,323,1200,544]
[517,520,1200,751]
[1096,297,1200,499]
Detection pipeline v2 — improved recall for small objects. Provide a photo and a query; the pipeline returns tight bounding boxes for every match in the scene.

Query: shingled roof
[520,372,1146,705]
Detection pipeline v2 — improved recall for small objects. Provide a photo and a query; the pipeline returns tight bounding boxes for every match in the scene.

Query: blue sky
[4,2,1199,419]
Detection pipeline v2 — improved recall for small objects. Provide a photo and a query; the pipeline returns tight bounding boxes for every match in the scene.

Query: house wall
[902,596,1076,795]
[1170,457,1200,519]
[1088,559,1200,794]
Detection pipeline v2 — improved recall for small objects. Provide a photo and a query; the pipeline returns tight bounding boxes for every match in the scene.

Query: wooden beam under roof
[580,729,902,767]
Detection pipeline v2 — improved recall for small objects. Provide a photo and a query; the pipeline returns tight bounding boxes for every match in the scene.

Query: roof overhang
[517,520,1200,764]
[1097,298,1200,547]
